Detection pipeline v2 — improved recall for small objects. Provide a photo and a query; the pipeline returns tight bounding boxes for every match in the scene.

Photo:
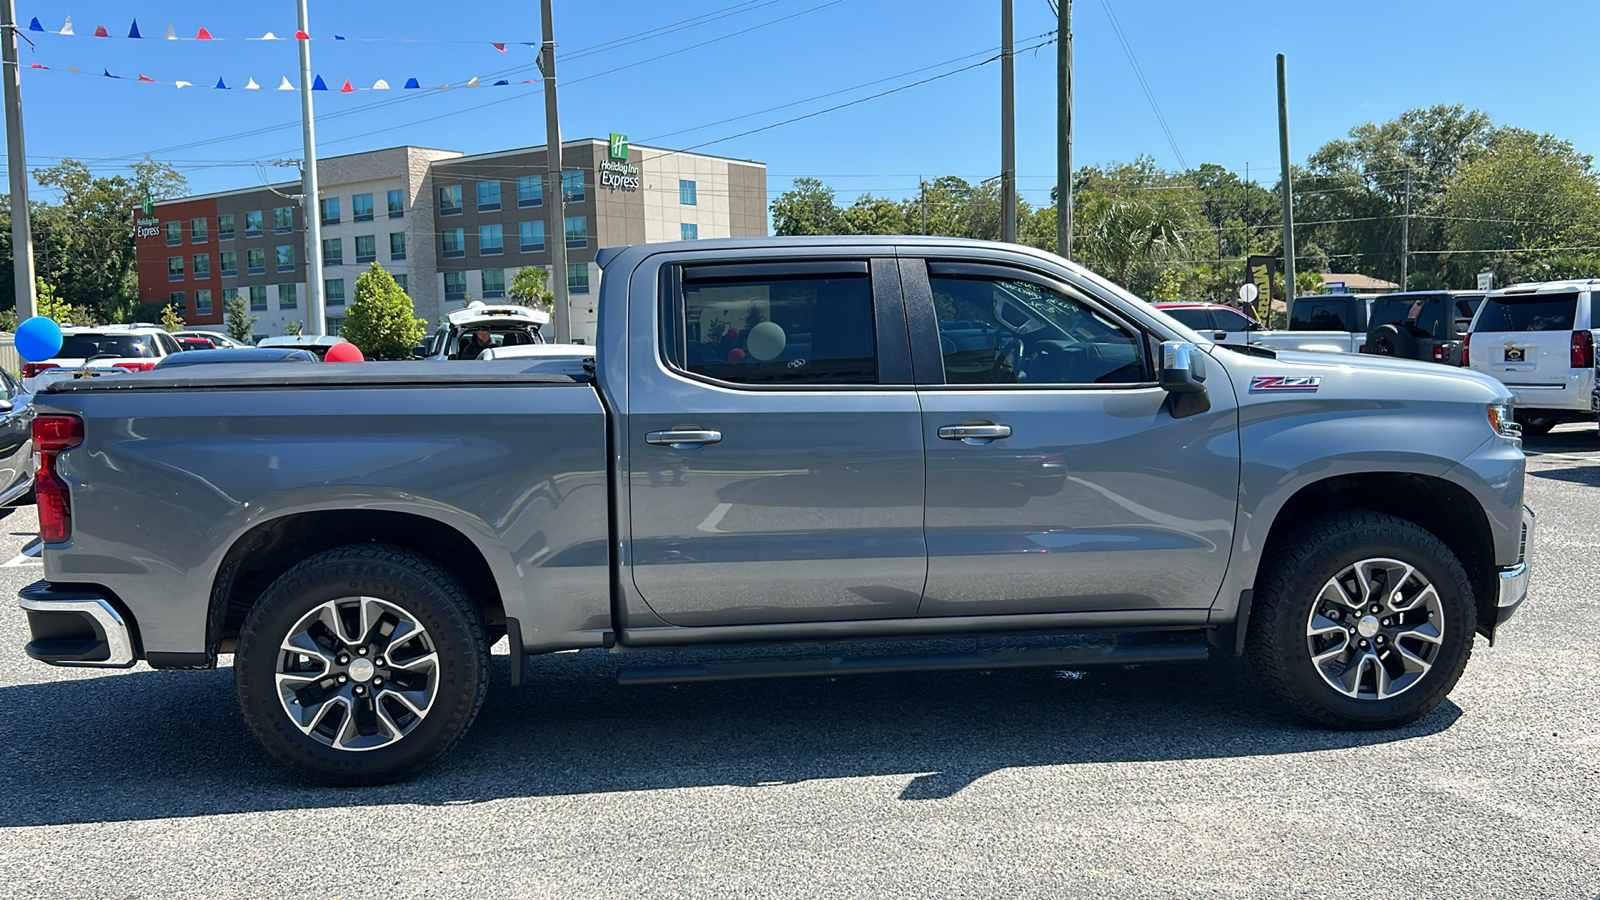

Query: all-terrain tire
[1246,511,1475,729]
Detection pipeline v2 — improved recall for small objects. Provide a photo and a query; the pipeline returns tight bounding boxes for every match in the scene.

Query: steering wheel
[991,334,1024,383]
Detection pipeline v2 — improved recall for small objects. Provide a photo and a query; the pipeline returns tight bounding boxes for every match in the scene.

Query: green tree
[838,195,910,235]
[35,277,71,323]
[159,303,184,332]
[771,178,843,235]
[0,308,16,332]
[342,262,425,359]
[284,319,303,336]
[225,294,257,343]
[508,266,553,310]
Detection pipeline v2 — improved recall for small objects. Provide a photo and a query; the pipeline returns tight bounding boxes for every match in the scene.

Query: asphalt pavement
[0,427,1597,899]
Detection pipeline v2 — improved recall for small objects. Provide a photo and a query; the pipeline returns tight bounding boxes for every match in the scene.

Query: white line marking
[2,553,41,568]
[696,502,734,533]
[1525,451,1600,463]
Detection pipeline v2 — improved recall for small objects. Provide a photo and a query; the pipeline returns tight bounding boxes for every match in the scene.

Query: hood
[1213,345,1511,405]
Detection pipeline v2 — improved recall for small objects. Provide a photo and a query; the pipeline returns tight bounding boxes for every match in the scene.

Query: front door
[905,258,1240,616]
[626,257,927,627]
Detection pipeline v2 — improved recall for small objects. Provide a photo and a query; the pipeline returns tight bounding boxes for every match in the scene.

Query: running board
[615,642,1210,686]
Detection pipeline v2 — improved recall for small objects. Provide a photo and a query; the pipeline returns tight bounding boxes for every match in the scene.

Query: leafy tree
[159,303,183,332]
[69,304,100,326]
[771,178,842,235]
[342,262,425,359]
[35,277,71,323]
[225,294,258,343]
[839,195,910,235]
[284,319,303,336]
[508,266,553,310]
[0,308,15,332]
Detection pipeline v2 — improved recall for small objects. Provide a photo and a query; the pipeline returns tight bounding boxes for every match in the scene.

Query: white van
[1465,280,1598,435]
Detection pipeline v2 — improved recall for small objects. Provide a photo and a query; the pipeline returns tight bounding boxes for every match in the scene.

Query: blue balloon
[15,316,64,362]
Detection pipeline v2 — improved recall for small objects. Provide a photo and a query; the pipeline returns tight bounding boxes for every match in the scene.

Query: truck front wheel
[234,544,489,785]
[1246,512,1475,729]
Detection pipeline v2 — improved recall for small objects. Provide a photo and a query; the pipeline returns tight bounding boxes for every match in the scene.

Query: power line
[1097,0,1184,169]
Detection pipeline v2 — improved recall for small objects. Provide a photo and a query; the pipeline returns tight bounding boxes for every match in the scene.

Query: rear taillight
[33,415,84,544]
[112,360,157,372]
[1462,333,1471,367]
[21,362,58,379]
[1433,345,1446,362]
[1572,330,1594,369]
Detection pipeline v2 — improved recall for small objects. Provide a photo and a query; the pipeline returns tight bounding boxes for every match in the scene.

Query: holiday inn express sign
[601,131,639,192]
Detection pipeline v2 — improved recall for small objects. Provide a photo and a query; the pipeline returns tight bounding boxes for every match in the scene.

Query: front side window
[675,267,878,385]
[565,216,588,250]
[195,289,213,315]
[276,244,295,271]
[562,170,584,202]
[218,214,235,240]
[444,271,467,300]
[443,228,465,259]
[517,175,542,207]
[190,217,208,243]
[390,232,406,260]
[244,210,263,236]
[520,220,545,252]
[352,193,374,221]
[274,206,294,233]
[481,269,506,299]
[166,221,182,245]
[321,197,340,224]
[477,181,501,211]
[680,180,698,206]
[1162,307,1212,330]
[1211,308,1257,332]
[323,237,343,265]
[279,283,298,309]
[479,224,504,255]
[220,250,237,276]
[355,234,377,263]
[929,270,1144,385]
[326,278,346,306]
[387,189,405,217]
[192,253,210,278]
[439,184,463,214]
[247,248,266,275]
[168,256,184,281]
[249,285,268,310]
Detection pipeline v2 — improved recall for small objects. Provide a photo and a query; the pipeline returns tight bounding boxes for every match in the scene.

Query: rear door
[1208,306,1259,347]
[1469,289,1585,409]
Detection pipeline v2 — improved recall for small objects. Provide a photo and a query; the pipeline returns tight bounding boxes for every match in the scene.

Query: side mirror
[0,399,12,414]
[1160,341,1211,418]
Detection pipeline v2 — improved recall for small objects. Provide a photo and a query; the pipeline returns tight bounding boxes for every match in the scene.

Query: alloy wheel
[1304,557,1445,701]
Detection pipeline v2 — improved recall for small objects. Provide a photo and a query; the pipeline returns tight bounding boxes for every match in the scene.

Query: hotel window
[444,271,467,301]
[439,184,463,215]
[394,274,408,292]
[249,285,267,311]
[166,221,182,246]
[276,245,296,272]
[352,193,374,222]
[390,232,406,261]
[217,214,235,240]
[192,253,210,278]
[279,283,298,309]
[564,215,588,250]
[244,210,263,237]
[220,251,237,277]
[355,234,377,264]
[387,189,405,218]
[325,278,346,307]
[222,287,239,308]
[442,228,465,259]
[169,291,186,312]
[519,220,545,252]
[191,217,209,242]
[562,170,585,202]
[322,237,343,266]
[321,197,340,225]
[481,268,506,299]
[679,180,697,206]
[478,224,503,256]
[568,265,590,295]
[195,289,213,316]
[517,175,542,208]
[477,181,501,212]
[327,316,346,335]
[247,248,266,275]
[168,256,184,281]
[274,206,293,233]
[681,223,699,241]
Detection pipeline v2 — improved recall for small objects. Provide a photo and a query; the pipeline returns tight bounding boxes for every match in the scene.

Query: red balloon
[726,327,740,340]
[324,342,365,362]
[727,348,746,364]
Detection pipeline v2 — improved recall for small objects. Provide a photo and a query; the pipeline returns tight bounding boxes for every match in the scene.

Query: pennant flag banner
[27,14,538,48]
[23,63,543,93]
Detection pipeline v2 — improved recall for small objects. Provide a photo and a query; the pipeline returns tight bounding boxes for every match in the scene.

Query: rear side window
[1290,299,1353,332]
[1163,308,1212,330]
[674,267,878,385]
[1475,293,1578,332]
[1211,308,1256,331]
[57,334,155,358]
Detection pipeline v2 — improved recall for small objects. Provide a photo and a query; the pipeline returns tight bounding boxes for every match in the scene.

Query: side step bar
[615,642,1210,686]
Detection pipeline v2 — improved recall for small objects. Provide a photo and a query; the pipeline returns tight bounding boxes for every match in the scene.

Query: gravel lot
[0,427,1597,899]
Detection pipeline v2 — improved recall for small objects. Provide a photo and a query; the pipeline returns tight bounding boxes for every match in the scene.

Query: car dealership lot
[0,430,1597,899]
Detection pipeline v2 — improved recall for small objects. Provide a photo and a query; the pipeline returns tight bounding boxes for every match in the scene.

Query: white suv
[21,324,181,393]
[1465,280,1598,435]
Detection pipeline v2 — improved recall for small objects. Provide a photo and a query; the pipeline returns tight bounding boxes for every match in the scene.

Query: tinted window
[1290,299,1352,332]
[1475,293,1578,332]
[1211,308,1256,331]
[1163,308,1213,330]
[931,274,1143,385]
[677,271,877,385]
[58,334,155,358]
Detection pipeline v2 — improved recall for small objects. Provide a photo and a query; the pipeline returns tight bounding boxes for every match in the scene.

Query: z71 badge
[1250,375,1322,393]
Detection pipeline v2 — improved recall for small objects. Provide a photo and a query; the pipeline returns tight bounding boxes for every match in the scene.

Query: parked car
[175,335,218,352]
[0,368,34,516]
[1464,280,1598,435]
[1152,302,1264,347]
[176,331,248,350]
[1365,291,1483,365]
[20,324,180,393]
[155,347,318,368]
[18,236,1532,785]
[421,302,551,360]
[256,335,350,361]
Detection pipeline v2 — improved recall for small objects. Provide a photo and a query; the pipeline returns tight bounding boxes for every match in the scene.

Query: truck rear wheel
[234,544,489,785]
[1246,512,1475,729]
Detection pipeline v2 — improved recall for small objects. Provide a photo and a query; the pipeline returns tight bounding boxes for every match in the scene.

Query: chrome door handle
[646,429,722,449]
[937,424,1012,445]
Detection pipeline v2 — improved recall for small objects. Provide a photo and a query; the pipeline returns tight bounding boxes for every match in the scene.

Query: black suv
[1365,291,1484,365]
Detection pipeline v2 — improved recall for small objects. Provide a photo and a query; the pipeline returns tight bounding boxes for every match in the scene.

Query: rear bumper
[1493,507,1535,626]
[17,580,137,667]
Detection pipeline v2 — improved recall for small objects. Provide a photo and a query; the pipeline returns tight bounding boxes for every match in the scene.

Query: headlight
[1487,403,1520,438]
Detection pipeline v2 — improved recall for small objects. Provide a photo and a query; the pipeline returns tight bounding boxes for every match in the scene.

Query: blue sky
[7,0,1600,214]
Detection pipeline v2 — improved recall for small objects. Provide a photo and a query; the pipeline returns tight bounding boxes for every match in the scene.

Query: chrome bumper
[1494,507,1535,622]
[18,582,137,668]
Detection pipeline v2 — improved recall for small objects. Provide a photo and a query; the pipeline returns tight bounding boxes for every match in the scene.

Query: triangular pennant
[294,30,310,40]
[29,63,46,69]
[493,80,509,86]
[492,42,506,52]
[340,78,355,93]
[214,77,228,89]
[523,42,535,48]
[278,76,294,90]
[27,17,43,32]
[67,66,84,74]
[435,83,451,90]
[244,77,261,90]
[93,25,109,37]
[311,75,328,91]
[259,32,278,40]
[196,27,213,40]
[466,77,481,87]
[403,77,420,89]
[138,74,156,83]
[128,19,142,39]
[102,68,117,78]
[372,79,390,90]
[60,16,73,35]
[334,34,346,40]
[164,23,176,39]
[175,80,193,89]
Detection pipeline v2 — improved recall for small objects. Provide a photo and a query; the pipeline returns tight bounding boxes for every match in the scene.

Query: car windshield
[1475,293,1578,332]
[58,334,155,358]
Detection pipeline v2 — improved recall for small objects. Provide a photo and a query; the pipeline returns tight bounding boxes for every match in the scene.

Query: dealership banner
[23,63,540,92]
[1245,254,1276,318]
[27,15,533,48]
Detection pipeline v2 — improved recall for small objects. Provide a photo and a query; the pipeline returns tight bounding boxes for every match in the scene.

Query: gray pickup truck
[18,237,1533,785]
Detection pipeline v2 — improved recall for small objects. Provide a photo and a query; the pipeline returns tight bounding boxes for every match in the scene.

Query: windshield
[1474,293,1578,332]
[58,334,155,359]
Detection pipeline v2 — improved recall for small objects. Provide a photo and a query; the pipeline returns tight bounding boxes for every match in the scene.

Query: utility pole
[1056,0,1073,259]
[1000,0,1017,243]
[2,0,36,320]
[919,176,927,235]
[1276,54,1296,321]
[1400,168,1411,290]
[540,0,570,344]
[296,0,325,335]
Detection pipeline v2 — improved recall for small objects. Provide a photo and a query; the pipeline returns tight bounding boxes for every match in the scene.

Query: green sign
[608,133,629,160]
[141,194,154,216]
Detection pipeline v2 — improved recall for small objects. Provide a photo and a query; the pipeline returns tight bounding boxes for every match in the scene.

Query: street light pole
[296,0,325,335]
[540,0,570,344]
[2,0,37,319]
[1276,54,1296,322]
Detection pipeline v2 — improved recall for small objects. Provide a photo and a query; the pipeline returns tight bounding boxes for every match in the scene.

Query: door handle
[646,429,722,449]
[1213,331,1228,341]
[937,424,1012,445]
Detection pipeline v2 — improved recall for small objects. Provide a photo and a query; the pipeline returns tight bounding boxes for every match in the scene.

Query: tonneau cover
[42,359,593,393]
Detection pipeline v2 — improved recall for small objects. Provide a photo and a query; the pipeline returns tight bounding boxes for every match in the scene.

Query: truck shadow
[0,649,1460,827]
